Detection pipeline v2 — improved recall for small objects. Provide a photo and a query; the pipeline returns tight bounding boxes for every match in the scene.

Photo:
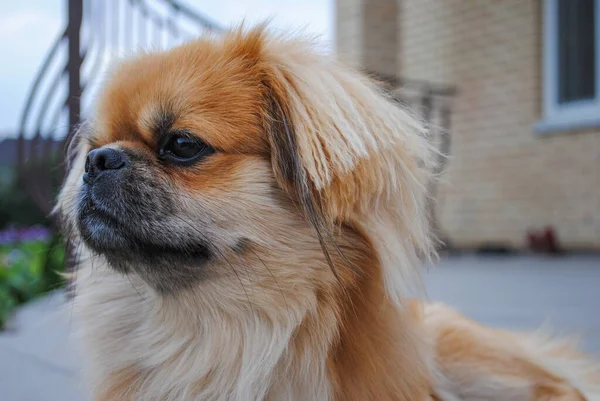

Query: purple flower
[0,225,51,245]
[0,227,19,245]
[20,225,51,242]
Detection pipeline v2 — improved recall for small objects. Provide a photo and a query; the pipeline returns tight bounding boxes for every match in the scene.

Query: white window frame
[536,0,600,134]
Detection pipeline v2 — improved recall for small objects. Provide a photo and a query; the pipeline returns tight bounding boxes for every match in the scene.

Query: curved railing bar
[34,66,68,137]
[162,0,223,33]
[42,98,68,163]
[124,0,133,51]
[78,0,94,79]
[138,0,220,40]
[18,29,67,166]
[18,30,67,136]
[77,0,96,113]
[152,14,164,48]
[166,8,181,43]
[49,103,68,143]
[137,0,175,48]
[137,0,149,48]
[80,0,107,112]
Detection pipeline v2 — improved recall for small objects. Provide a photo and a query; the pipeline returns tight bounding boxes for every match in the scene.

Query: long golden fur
[56,25,599,400]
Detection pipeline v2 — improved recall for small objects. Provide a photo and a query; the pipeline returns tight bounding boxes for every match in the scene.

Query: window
[536,0,600,133]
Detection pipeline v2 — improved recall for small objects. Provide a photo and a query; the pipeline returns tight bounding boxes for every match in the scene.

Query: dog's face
[58,28,432,299]
[61,37,316,295]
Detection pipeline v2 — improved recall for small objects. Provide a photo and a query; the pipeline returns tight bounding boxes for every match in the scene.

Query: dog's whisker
[248,248,290,317]
[66,238,84,336]
[165,212,257,317]
[216,247,256,319]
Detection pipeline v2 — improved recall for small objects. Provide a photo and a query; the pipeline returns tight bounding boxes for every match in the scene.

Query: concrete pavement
[0,292,88,401]
[1,255,598,400]
[425,254,600,354]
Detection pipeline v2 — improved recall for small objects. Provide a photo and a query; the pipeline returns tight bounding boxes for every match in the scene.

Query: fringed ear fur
[253,27,436,301]
[266,90,348,279]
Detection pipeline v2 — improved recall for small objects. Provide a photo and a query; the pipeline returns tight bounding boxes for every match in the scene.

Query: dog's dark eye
[165,136,202,159]
[159,135,214,165]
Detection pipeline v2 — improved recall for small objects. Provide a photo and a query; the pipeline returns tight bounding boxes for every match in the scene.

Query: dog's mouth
[76,186,211,262]
[74,173,217,293]
[76,187,140,252]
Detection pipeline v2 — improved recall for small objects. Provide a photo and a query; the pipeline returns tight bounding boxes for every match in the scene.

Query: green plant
[0,234,65,330]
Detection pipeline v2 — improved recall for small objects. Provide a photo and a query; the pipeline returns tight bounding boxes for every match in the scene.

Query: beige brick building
[336,0,600,251]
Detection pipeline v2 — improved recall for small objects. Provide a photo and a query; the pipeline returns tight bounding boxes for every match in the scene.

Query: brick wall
[337,0,600,250]
[335,0,364,70]
[335,0,398,76]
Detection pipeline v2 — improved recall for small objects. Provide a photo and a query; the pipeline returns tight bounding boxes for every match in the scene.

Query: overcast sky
[0,0,332,138]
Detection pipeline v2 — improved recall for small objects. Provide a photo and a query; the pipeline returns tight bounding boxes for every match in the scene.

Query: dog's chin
[76,197,213,294]
[78,207,132,256]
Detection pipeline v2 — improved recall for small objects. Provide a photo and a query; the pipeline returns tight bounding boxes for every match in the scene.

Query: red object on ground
[527,226,561,254]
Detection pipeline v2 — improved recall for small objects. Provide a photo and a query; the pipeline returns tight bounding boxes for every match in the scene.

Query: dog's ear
[264,88,338,272]
[259,30,436,299]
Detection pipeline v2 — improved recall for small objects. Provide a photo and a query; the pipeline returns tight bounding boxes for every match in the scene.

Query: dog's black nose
[84,148,128,183]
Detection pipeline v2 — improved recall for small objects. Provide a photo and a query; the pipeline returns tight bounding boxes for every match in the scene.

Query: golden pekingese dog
[56,26,599,401]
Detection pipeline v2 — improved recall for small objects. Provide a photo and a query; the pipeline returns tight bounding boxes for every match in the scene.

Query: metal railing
[17,0,222,215]
[371,72,456,248]
[395,80,456,248]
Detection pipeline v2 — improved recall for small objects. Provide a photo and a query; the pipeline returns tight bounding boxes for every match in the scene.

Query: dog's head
[56,26,434,302]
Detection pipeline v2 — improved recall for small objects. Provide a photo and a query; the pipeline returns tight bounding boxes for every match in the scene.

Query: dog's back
[421,302,599,400]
